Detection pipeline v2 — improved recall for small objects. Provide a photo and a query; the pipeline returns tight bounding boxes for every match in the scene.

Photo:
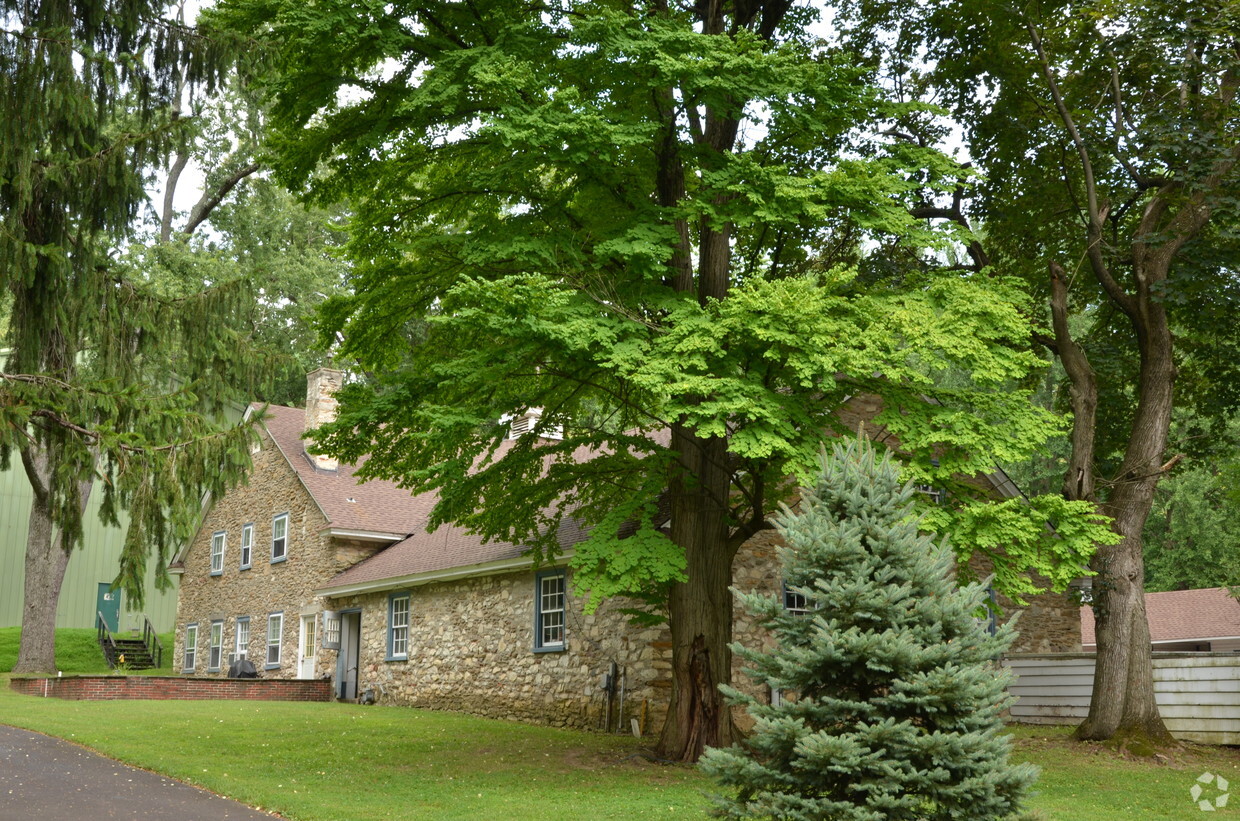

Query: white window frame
[210,531,226,576]
[534,570,566,652]
[240,523,254,570]
[235,617,250,661]
[183,623,198,673]
[271,513,289,563]
[322,611,341,650]
[387,593,410,660]
[208,620,224,672]
[783,581,813,617]
[266,612,283,669]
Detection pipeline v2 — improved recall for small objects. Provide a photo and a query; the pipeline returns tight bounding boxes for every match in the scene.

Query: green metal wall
[0,462,180,632]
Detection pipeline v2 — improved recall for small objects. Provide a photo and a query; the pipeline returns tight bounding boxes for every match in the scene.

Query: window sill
[209,571,223,577]
[533,644,566,654]
[270,555,288,565]
[240,564,252,571]
[264,662,281,671]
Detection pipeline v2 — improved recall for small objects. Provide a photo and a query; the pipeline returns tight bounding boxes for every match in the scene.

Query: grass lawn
[0,627,176,674]
[1,675,1236,820]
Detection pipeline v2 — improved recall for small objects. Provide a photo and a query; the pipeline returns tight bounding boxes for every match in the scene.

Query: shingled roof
[1081,587,1240,647]
[262,403,430,538]
[258,402,592,593]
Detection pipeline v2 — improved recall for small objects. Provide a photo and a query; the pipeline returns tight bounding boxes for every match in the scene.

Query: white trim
[316,553,573,598]
[322,527,409,543]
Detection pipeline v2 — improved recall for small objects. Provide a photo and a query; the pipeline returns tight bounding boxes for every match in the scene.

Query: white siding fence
[1004,653,1240,745]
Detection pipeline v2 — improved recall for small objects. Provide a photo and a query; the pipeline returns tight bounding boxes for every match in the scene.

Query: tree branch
[1025,14,1136,318]
[182,162,261,236]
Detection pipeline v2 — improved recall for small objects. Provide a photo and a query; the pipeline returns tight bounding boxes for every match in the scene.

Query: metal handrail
[96,611,117,668]
[141,616,163,670]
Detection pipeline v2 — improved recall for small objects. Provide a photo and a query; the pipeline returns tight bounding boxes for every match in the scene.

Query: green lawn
[0,627,175,674]
[0,675,1235,820]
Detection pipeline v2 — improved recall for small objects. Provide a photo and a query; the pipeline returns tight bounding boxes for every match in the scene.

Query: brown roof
[261,404,593,591]
[1080,587,1240,646]
[262,404,430,536]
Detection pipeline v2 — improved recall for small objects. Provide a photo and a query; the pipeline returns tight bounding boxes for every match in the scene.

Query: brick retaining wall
[9,675,332,702]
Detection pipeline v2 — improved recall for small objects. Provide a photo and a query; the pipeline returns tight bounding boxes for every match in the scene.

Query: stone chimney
[304,366,343,471]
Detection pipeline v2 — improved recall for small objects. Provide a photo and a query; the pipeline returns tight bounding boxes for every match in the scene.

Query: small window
[183,623,198,673]
[271,513,289,563]
[208,621,224,672]
[235,617,250,661]
[266,613,283,669]
[534,570,566,652]
[915,484,943,505]
[240,524,253,570]
[783,581,812,616]
[322,611,341,650]
[387,593,410,660]
[210,531,226,576]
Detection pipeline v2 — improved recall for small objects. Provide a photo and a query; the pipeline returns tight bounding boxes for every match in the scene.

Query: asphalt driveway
[0,724,283,820]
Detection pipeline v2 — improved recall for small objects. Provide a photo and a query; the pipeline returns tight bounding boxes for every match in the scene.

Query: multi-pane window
[271,513,289,562]
[322,612,341,650]
[240,524,253,569]
[267,613,283,668]
[208,621,224,671]
[783,582,812,616]
[388,594,410,660]
[235,617,250,661]
[534,570,566,651]
[210,531,225,576]
[183,624,198,672]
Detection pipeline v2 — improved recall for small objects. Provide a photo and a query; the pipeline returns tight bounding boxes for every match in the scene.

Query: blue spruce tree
[701,439,1037,820]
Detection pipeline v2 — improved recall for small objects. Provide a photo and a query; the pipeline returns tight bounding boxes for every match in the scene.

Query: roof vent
[504,407,562,441]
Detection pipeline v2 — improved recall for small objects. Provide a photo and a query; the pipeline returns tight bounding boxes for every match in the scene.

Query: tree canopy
[0,0,271,673]
[214,0,1111,759]
[842,0,1240,743]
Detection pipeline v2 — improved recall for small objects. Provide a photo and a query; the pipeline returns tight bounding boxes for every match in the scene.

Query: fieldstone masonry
[173,387,1081,735]
[173,421,338,681]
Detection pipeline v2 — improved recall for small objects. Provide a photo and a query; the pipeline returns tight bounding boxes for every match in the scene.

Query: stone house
[171,368,1081,734]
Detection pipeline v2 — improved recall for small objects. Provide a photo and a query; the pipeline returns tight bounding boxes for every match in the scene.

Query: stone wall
[9,675,331,702]
[328,570,668,734]
[172,425,338,681]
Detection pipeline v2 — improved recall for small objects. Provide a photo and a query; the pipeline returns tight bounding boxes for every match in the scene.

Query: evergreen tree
[0,0,266,673]
[701,439,1036,820]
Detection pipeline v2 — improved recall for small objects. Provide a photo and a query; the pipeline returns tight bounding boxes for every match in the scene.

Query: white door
[298,614,318,679]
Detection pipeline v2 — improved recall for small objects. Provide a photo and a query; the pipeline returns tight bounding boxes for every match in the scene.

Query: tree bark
[12,447,93,674]
[657,425,739,761]
[1074,257,1175,746]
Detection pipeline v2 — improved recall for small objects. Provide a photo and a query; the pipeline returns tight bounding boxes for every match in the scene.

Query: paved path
[0,724,283,820]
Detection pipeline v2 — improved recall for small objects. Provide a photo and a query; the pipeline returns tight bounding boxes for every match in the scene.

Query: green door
[96,583,121,632]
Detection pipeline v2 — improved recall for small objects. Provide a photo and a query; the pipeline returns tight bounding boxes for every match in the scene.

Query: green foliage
[215,0,1101,617]
[700,440,1036,820]
[0,0,269,614]
[1143,466,1240,592]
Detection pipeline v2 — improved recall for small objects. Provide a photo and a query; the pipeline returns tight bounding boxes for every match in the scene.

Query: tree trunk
[656,425,739,761]
[12,446,93,675]
[1074,263,1175,746]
